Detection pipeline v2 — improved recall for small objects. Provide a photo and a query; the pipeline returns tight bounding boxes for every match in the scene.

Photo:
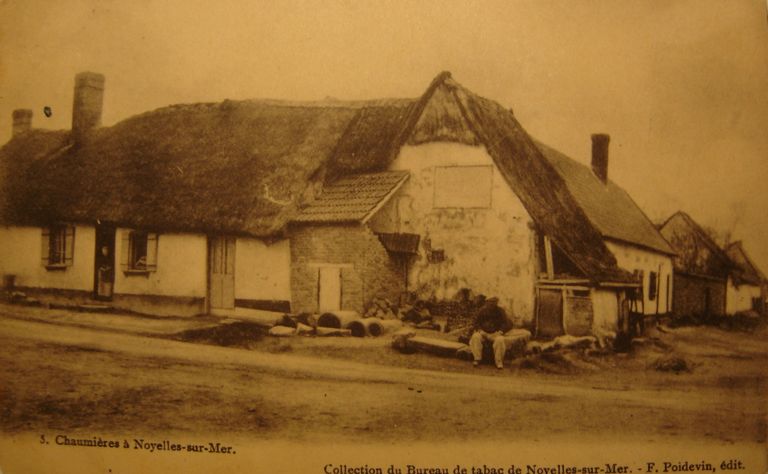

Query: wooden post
[655,264,662,315]
[544,236,554,280]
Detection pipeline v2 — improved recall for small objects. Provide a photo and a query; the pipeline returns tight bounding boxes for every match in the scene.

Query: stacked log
[347,318,381,337]
[364,318,402,336]
[317,311,361,329]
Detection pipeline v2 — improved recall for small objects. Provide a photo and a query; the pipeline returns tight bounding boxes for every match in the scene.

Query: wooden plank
[537,288,564,337]
[403,336,468,358]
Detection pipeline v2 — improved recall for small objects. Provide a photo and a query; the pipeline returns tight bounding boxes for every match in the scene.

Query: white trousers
[469,330,506,367]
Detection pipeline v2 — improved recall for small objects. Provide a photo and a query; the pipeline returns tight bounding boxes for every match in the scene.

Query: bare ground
[0,311,766,445]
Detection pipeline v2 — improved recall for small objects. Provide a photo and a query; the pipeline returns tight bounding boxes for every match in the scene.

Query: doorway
[536,288,564,337]
[209,236,236,310]
[318,266,342,312]
[94,224,115,300]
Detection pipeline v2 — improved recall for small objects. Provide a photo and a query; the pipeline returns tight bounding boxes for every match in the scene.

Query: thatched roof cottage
[0,71,673,337]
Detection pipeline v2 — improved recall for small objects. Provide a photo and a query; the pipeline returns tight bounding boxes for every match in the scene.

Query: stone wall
[290,224,405,314]
[672,273,726,317]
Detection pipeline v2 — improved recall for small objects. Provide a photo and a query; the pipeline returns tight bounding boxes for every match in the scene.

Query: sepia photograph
[0,1,766,472]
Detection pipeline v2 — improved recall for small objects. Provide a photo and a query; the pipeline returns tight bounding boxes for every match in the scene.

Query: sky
[1,0,767,271]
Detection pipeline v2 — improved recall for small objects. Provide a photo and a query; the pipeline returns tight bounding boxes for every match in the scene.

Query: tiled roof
[293,171,409,223]
[536,141,675,255]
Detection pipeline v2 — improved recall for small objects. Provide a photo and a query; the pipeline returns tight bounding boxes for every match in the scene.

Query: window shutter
[120,230,130,271]
[64,226,75,266]
[648,271,658,301]
[41,227,50,266]
[146,233,158,271]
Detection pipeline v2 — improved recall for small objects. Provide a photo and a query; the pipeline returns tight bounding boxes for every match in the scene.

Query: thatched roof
[432,77,633,283]
[658,211,732,279]
[293,170,408,223]
[537,141,675,255]
[0,98,415,236]
[0,71,634,283]
[725,241,765,286]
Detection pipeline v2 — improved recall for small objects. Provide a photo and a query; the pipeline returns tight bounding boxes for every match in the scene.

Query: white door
[318,267,341,312]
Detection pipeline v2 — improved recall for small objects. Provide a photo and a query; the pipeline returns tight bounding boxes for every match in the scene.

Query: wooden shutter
[648,271,658,301]
[146,233,158,271]
[120,229,130,271]
[41,227,51,266]
[64,226,75,266]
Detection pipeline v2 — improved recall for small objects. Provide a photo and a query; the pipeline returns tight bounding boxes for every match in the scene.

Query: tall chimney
[591,133,610,184]
[11,109,33,137]
[71,71,105,142]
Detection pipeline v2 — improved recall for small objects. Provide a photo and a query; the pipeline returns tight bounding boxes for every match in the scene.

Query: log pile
[262,308,404,338]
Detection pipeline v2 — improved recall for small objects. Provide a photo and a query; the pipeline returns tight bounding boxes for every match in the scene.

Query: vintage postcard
[0,1,766,472]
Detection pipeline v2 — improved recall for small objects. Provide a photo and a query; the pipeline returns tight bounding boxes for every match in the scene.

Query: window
[121,230,158,273]
[433,165,492,208]
[648,271,658,301]
[427,249,445,263]
[41,225,74,268]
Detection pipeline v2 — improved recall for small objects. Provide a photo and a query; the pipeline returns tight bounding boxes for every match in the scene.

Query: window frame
[121,229,158,275]
[128,231,149,271]
[42,224,75,270]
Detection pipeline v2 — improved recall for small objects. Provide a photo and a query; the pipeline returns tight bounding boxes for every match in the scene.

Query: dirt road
[0,315,765,445]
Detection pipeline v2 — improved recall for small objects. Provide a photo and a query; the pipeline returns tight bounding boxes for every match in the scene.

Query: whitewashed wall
[235,238,291,301]
[726,277,761,314]
[373,142,537,324]
[606,240,673,315]
[114,229,206,297]
[0,225,94,291]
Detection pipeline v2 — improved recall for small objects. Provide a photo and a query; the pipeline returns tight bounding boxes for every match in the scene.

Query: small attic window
[433,166,492,209]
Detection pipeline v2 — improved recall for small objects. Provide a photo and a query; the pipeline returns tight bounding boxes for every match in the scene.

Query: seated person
[469,297,512,369]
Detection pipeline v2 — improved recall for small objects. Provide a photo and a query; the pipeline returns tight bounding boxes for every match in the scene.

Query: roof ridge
[661,211,733,270]
[725,241,765,281]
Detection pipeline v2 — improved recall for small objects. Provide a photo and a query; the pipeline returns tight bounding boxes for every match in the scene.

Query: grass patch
[173,322,267,348]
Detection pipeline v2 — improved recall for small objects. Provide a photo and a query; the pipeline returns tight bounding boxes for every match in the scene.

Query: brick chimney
[11,109,33,137]
[71,72,105,142]
[591,133,610,183]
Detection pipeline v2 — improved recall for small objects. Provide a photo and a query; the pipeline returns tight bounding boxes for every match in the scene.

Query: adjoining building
[659,211,765,318]
[724,241,765,315]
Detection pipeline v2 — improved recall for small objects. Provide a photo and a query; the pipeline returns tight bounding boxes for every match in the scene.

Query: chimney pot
[11,109,33,137]
[591,133,610,183]
[72,71,105,143]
